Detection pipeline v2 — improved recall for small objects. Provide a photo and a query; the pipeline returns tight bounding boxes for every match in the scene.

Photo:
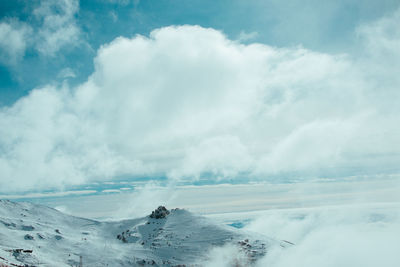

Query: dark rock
[0,220,16,228]
[37,233,45,239]
[24,234,34,240]
[136,259,146,265]
[149,206,170,219]
[22,225,35,231]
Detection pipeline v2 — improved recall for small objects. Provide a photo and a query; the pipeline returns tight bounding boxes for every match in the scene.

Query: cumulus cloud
[33,0,82,56]
[255,116,364,175]
[0,8,400,192]
[0,20,32,66]
[169,135,254,180]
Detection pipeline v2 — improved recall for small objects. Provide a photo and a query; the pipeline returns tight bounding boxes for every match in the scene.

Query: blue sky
[0,0,400,195]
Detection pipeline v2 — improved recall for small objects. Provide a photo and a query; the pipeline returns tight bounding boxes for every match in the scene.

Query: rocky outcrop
[149,206,170,219]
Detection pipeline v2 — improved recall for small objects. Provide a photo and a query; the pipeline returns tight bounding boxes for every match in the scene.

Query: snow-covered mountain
[0,200,287,266]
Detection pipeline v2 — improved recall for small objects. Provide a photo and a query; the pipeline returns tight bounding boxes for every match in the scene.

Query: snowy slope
[0,200,285,266]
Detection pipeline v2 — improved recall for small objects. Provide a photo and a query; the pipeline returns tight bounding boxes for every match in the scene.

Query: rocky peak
[149,206,170,219]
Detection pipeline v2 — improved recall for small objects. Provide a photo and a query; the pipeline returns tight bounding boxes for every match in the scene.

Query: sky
[1,3,400,265]
[0,0,400,195]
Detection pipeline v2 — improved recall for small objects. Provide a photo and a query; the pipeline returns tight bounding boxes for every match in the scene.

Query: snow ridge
[0,200,282,266]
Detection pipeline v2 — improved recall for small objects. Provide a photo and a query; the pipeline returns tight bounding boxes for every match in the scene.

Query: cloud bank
[1,9,400,192]
[247,204,400,267]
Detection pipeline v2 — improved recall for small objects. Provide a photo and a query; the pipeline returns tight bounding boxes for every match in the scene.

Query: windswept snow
[0,200,285,266]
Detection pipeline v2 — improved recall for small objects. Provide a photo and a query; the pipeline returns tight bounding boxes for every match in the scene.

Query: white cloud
[33,0,82,56]
[357,8,400,61]
[114,183,175,219]
[169,135,254,180]
[237,30,259,42]
[245,205,400,267]
[255,117,363,175]
[106,0,132,5]
[201,244,249,267]
[355,8,400,100]
[109,11,118,22]
[0,85,145,192]
[0,20,32,66]
[0,0,83,64]
[0,8,400,192]
[58,67,76,78]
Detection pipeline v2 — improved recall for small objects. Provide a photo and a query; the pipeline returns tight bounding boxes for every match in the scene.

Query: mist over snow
[1,7,400,192]
[201,203,400,267]
[255,204,400,267]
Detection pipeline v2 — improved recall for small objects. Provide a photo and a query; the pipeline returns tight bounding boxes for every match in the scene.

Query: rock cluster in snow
[149,206,170,219]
